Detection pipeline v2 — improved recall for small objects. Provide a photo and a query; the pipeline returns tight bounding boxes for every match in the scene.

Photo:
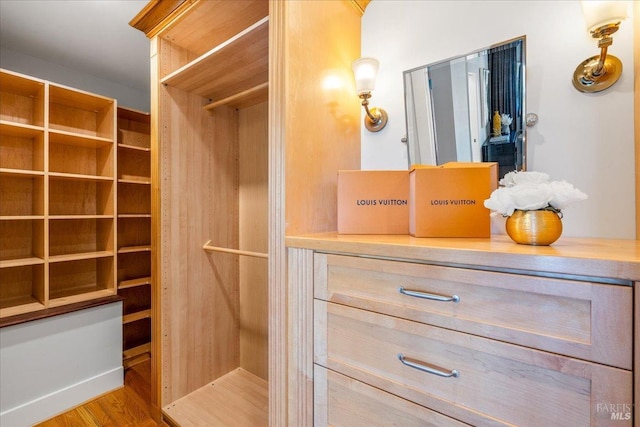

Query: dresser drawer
[314,253,632,369]
[315,301,632,427]
[314,365,469,426]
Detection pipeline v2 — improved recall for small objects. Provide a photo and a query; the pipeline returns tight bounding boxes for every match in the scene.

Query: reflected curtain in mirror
[403,36,526,179]
[489,40,523,136]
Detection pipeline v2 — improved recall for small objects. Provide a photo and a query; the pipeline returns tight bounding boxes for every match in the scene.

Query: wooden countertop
[286,233,640,283]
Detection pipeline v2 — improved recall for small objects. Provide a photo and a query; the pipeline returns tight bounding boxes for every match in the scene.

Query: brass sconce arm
[573,2,627,94]
[358,92,388,132]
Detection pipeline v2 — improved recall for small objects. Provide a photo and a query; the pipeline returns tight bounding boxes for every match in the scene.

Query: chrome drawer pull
[398,287,460,303]
[397,353,460,378]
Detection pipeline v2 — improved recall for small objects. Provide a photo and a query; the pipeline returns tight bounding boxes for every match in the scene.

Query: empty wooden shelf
[163,368,268,427]
[0,69,45,127]
[0,121,45,173]
[48,84,115,138]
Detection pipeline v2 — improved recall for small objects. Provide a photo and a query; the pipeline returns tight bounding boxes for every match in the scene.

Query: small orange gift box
[337,170,409,234]
[409,162,498,237]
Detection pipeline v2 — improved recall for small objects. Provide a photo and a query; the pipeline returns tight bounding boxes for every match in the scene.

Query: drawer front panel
[314,365,469,427]
[315,301,632,427]
[314,253,632,369]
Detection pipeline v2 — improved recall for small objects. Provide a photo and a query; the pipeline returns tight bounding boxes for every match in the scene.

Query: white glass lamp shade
[581,0,628,33]
[352,57,379,96]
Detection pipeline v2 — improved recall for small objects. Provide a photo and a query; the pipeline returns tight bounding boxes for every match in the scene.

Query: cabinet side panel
[149,37,162,417]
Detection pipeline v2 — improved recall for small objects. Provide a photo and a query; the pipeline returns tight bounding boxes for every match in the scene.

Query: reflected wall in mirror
[404,36,526,179]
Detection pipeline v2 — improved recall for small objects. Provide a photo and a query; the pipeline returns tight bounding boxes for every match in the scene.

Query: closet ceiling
[0,0,149,92]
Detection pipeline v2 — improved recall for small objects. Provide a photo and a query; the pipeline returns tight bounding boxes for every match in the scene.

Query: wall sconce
[573,0,628,93]
[352,57,388,132]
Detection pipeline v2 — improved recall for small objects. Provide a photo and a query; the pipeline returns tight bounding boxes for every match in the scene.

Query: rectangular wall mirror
[404,36,526,179]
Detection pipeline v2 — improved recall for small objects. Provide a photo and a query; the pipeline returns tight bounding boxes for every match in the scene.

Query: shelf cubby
[0,264,45,315]
[0,70,45,127]
[49,130,114,178]
[49,178,114,216]
[117,108,150,150]
[49,218,113,258]
[0,122,45,173]
[0,173,44,217]
[123,317,151,355]
[48,256,114,303]
[118,147,150,183]
[117,217,150,249]
[49,84,115,139]
[117,181,150,215]
[122,285,151,316]
[0,219,44,268]
[123,342,151,369]
[117,252,151,286]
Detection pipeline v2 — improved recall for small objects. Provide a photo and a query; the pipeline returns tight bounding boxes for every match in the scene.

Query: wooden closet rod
[202,240,268,259]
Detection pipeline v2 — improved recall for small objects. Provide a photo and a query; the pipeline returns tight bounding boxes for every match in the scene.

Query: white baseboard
[0,367,123,427]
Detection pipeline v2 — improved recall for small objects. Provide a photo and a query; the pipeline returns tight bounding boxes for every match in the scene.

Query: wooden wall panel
[239,101,269,380]
[282,0,362,236]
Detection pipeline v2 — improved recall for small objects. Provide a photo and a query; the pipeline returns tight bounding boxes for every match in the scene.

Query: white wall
[0,46,150,112]
[0,303,123,426]
[361,0,635,239]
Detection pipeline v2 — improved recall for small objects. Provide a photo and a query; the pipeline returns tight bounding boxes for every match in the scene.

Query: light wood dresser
[286,233,640,426]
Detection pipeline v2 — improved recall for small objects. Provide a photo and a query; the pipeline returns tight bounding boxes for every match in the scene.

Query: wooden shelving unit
[132,0,271,422]
[131,0,364,423]
[116,106,152,369]
[0,69,117,318]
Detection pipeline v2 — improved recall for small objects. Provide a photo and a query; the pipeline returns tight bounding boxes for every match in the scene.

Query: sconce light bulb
[352,57,379,96]
[581,1,627,34]
[352,57,387,132]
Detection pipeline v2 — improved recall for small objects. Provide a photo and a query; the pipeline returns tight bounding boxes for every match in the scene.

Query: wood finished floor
[35,361,167,427]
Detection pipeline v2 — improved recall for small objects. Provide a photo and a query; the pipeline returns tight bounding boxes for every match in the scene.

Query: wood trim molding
[268,1,287,425]
[286,248,315,426]
[129,0,194,38]
[348,0,371,16]
[634,1,639,239]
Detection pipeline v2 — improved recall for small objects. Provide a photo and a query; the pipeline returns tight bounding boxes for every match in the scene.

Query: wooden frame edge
[634,1,639,240]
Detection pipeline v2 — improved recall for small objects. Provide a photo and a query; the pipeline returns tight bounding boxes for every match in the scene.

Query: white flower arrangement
[484,171,588,217]
[500,114,513,126]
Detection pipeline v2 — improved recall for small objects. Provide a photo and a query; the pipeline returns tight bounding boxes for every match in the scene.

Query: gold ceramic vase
[505,210,563,246]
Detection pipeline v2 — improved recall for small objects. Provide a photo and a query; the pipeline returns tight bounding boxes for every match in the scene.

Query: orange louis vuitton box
[338,170,409,234]
[409,162,498,237]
